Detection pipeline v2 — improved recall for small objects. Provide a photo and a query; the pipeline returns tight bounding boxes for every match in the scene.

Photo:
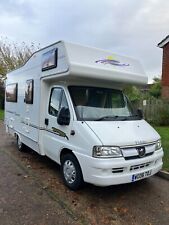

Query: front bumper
[76,149,163,186]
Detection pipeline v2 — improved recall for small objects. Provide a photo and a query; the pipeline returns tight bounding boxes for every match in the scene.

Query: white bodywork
[5,41,163,186]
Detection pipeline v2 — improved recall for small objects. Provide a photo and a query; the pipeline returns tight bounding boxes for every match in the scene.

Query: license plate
[132,170,152,182]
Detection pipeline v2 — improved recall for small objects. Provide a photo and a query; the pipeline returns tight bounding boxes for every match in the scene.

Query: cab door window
[49,88,69,117]
[49,88,62,117]
[60,91,69,109]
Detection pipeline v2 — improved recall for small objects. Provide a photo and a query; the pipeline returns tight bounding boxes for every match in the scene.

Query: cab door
[43,87,72,162]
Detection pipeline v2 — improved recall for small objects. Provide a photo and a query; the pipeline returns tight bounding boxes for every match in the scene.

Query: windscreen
[69,86,140,121]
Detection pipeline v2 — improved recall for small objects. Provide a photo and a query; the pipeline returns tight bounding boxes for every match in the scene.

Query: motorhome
[5,41,163,190]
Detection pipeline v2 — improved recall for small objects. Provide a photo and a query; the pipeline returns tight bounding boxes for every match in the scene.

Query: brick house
[158,35,169,100]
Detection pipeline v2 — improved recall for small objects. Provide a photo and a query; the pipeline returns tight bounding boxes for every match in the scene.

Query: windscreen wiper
[126,114,141,119]
[95,116,127,121]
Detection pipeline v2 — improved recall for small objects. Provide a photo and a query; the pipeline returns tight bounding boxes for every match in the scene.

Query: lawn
[0,109,4,120]
[155,126,169,172]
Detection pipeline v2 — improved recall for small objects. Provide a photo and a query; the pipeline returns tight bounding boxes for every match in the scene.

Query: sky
[0,0,169,82]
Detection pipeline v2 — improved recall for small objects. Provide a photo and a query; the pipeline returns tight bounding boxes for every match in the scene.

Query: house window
[6,83,18,102]
[25,79,34,104]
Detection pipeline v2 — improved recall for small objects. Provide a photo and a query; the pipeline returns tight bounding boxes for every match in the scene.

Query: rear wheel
[61,154,84,190]
[17,136,25,152]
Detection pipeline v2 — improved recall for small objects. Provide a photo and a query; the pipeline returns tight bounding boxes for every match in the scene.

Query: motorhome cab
[5,41,163,190]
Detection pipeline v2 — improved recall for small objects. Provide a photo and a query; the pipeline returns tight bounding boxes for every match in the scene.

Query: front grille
[125,152,154,160]
[130,162,152,171]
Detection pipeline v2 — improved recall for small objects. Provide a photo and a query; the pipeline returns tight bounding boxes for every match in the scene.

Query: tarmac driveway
[0,121,169,225]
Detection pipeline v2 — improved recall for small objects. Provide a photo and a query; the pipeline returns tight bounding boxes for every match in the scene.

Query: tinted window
[42,48,57,71]
[69,86,135,121]
[25,80,34,104]
[6,83,18,102]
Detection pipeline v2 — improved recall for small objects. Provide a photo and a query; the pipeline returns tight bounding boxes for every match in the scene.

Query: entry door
[23,79,34,135]
[43,87,72,162]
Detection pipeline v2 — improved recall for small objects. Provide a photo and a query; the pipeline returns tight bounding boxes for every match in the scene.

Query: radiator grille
[130,162,152,171]
[125,152,154,160]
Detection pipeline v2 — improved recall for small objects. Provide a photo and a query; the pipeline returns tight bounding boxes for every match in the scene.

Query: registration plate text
[132,170,152,182]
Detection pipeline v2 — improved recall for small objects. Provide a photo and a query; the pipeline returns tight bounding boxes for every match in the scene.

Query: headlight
[155,140,162,151]
[93,146,122,158]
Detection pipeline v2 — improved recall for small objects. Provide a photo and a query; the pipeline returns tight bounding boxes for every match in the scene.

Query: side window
[6,83,18,102]
[25,79,34,104]
[49,88,62,117]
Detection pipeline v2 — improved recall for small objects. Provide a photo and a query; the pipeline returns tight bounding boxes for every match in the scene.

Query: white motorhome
[5,41,163,190]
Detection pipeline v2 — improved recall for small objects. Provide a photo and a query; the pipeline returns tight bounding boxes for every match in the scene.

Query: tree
[123,85,142,102]
[0,37,39,78]
[149,77,161,98]
[0,37,39,109]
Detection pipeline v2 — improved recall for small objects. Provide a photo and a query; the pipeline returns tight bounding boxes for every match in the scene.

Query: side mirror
[137,109,143,119]
[57,107,70,125]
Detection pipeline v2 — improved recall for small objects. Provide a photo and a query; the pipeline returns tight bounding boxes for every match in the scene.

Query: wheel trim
[63,160,76,184]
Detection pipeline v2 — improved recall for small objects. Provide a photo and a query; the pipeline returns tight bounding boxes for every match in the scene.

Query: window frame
[48,87,63,117]
[68,85,135,121]
[42,48,58,71]
[25,79,34,104]
[6,83,18,103]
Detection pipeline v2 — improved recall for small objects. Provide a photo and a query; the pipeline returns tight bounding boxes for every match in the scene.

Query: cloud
[0,0,34,20]
[0,0,168,81]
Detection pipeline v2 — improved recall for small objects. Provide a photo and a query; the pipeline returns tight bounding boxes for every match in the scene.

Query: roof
[158,35,169,48]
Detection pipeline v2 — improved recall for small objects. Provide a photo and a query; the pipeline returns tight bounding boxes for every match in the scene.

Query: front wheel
[61,154,84,191]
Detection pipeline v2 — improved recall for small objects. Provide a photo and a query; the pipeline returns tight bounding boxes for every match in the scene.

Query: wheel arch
[60,148,83,172]
[60,148,75,163]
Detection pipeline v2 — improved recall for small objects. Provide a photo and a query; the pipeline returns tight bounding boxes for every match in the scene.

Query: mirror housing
[57,107,70,125]
[137,109,143,119]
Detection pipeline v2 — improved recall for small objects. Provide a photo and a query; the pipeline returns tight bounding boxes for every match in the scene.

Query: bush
[137,98,169,126]
[0,96,4,109]
[143,100,169,126]
[149,77,161,99]
[154,107,169,126]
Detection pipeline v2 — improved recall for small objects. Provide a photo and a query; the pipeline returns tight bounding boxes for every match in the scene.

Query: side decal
[52,127,69,140]
[95,55,129,67]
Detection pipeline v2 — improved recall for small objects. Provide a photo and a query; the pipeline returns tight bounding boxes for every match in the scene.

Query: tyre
[17,136,25,152]
[61,154,84,191]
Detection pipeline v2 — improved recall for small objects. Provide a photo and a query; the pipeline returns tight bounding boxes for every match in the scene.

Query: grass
[155,126,169,172]
[0,109,4,120]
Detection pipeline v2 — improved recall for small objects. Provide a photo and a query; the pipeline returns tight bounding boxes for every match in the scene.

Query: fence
[135,99,169,125]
